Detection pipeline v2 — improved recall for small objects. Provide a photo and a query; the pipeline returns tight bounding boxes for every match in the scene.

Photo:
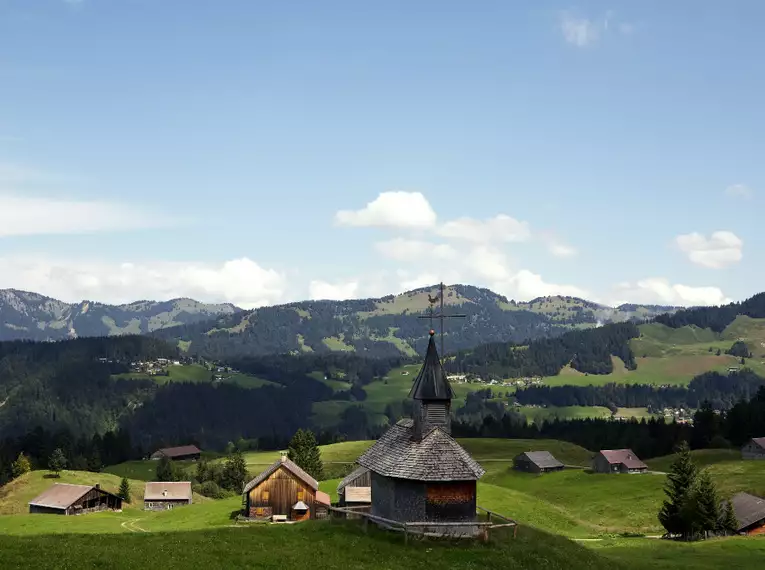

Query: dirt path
[121,518,149,533]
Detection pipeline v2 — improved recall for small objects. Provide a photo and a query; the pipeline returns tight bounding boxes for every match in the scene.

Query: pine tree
[658,441,698,539]
[287,429,323,480]
[720,500,739,535]
[156,455,178,482]
[118,477,132,503]
[11,452,31,479]
[222,450,248,492]
[692,470,721,538]
[48,448,67,477]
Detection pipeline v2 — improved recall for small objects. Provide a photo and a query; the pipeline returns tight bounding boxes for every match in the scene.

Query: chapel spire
[409,330,454,402]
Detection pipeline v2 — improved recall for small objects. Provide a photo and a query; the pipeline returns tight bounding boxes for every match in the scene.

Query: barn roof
[517,451,564,469]
[242,455,319,494]
[749,437,765,450]
[315,491,331,506]
[729,492,765,531]
[337,466,369,492]
[152,445,201,458]
[144,481,192,501]
[357,419,485,481]
[408,332,454,401]
[598,449,647,470]
[28,484,120,510]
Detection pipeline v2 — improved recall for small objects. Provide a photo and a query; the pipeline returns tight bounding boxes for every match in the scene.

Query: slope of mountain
[155,285,677,359]
[0,289,239,341]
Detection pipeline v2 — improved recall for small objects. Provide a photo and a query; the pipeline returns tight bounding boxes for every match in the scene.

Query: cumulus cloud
[308,279,359,301]
[725,184,754,199]
[547,242,578,258]
[0,193,165,237]
[506,269,588,300]
[675,231,743,269]
[611,278,731,307]
[374,238,457,262]
[559,13,600,47]
[334,191,437,228]
[437,214,531,244]
[0,256,287,309]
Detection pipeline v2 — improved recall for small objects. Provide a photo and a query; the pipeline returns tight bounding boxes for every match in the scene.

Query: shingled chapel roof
[408,331,454,401]
[357,419,485,481]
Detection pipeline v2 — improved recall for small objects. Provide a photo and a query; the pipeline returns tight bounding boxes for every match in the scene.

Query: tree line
[655,292,765,332]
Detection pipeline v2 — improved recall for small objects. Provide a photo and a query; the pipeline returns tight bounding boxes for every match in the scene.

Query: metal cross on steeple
[418,282,466,357]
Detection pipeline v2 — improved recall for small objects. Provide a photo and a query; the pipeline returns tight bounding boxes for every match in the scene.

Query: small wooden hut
[357,331,485,535]
[741,438,765,460]
[728,492,765,535]
[144,482,193,510]
[150,445,201,461]
[243,453,330,521]
[337,466,371,507]
[592,449,647,474]
[513,451,565,474]
[29,483,123,515]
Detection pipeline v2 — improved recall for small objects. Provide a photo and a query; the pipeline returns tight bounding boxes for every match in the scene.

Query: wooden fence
[327,505,517,543]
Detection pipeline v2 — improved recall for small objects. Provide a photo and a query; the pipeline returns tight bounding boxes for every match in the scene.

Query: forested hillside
[655,292,765,331]
[155,285,672,359]
[0,289,238,341]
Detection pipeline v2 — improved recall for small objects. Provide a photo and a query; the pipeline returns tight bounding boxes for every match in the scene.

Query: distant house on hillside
[150,445,201,461]
[727,492,765,535]
[242,453,330,522]
[144,482,193,510]
[741,438,765,460]
[29,483,123,515]
[592,449,647,474]
[337,466,371,507]
[513,451,565,474]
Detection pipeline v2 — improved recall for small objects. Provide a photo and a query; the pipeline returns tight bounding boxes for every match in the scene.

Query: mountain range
[0,286,677,358]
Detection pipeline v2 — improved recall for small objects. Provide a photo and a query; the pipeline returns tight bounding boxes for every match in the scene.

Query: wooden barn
[728,492,765,535]
[592,449,648,474]
[741,437,765,460]
[357,331,485,535]
[243,453,330,522]
[337,466,371,507]
[150,445,201,461]
[144,481,193,510]
[514,451,565,474]
[29,483,122,515]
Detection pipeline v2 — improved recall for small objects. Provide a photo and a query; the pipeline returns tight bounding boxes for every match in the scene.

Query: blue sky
[0,0,760,308]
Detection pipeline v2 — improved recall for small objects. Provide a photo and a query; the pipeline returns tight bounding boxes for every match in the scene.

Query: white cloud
[437,214,531,244]
[725,184,754,199]
[548,242,578,258]
[334,191,437,229]
[560,13,600,47]
[675,231,743,269]
[374,238,457,262]
[308,279,360,301]
[0,192,165,237]
[612,278,731,307]
[0,256,287,309]
[505,269,588,300]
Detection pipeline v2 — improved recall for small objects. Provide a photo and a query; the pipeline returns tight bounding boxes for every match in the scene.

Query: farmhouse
[150,445,201,461]
[513,451,565,474]
[592,449,648,474]
[29,483,123,515]
[741,437,765,460]
[357,331,485,534]
[337,466,371,507]
[243,453,330,522]
[728,492,765,535]
[144,481,193,510]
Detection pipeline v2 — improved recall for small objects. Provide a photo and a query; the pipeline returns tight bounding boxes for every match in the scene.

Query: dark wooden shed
[150,445,201,461]
[357,332,485,533]
[741,438,765,460]
[514,451,565,474]
[337,466,372,507]
[29,483,123,515]
[728,492,765,535]
[243,454,329,521]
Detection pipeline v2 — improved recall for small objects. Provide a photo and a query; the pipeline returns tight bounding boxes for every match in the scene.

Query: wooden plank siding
[246,465,318,520]
[425,481,476,522]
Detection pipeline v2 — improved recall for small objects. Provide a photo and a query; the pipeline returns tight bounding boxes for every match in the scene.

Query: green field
[111,364,280,389]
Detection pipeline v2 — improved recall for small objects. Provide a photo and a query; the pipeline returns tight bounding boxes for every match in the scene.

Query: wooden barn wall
[75,489,122,511]
[247,466,316,518]
[592,455,614,474]
[347,470,372,489]
[425,481,476,522]
[513,457,540,474]
[29,505,66,515]
[742,443,765,460]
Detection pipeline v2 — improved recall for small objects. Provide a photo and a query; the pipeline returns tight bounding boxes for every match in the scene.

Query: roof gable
[599,449,647,469]
[154,445,201,458]
[749,437,765,449]
[29,484,93,509]
[358,419,484,481]
[243,456,319,494]
[519,451,564,469]
[408,333,454,401]
[337,466,369,492]
[144,481,192,501]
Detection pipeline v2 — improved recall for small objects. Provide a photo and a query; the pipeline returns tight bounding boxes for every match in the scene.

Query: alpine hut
[357,330,485,535]
[28,483,123,515]
[144,481,193,510]
[727,492,765,535]
[150,445,201,461]
[242,453,330,522]
[741,437,765,460]
[592,449,648,474]
[513,451,565,474]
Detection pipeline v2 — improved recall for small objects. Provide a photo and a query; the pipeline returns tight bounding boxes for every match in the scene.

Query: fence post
[363,516,369,534]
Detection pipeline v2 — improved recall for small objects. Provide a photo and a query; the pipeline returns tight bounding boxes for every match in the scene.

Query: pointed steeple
[409,330,454,402]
